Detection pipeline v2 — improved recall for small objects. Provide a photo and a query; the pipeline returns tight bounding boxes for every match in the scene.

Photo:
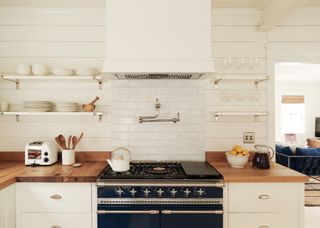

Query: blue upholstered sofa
[276,144,320,175]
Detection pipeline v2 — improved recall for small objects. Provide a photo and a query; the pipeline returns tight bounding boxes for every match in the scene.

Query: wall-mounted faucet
[139,98,180,124]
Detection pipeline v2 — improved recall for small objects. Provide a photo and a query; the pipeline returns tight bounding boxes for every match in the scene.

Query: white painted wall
[0,2,320,160]
[275,81,320,145]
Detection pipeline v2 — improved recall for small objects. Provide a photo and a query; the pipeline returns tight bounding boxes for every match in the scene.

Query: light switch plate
[243,132,255,144]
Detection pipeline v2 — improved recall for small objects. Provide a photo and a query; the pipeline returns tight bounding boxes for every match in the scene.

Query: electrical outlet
[243,132,255,144]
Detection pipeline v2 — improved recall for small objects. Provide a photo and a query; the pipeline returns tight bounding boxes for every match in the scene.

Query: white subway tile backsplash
[112,80,206,160]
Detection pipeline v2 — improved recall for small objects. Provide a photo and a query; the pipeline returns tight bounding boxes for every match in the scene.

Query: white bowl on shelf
[226,153,250,168]
[32,64,48,76]
[16,64,32,76]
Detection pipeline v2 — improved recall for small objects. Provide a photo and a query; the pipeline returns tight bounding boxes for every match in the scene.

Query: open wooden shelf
[212,111,268,120]
[0,111,103,122]
[0,74,106,89]
[212,75,269,87]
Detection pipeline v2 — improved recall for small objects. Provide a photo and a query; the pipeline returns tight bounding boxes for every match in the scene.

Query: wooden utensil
[55,136,65,149]
[73,132,84,149]
[67,135,72,150]
[72,136,77,149]
[89,96,100,105]
[58,134,67,150]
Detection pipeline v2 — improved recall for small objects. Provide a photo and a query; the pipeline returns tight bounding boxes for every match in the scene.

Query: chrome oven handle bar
[162,210,224,215]
[97,210,160,215]
[96,182,225,188]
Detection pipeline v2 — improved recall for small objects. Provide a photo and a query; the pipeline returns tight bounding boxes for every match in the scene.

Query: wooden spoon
[55,136,64,150]
[88,96,100,105]
[58,134,67,150]
[72,136,78,150]
[67,135,72,150]
[73,132,84,149]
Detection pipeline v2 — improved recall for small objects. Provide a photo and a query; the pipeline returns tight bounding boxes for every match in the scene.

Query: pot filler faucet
[139,98,180,124]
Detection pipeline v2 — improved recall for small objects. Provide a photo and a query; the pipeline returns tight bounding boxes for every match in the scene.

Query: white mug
[32,64,48,76]
[0,101,9,112]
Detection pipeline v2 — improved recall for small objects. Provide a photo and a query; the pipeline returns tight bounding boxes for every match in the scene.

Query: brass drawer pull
[258,194,270,199]
[51,226,61,228]
[259,226,270,228]
[50,194,62,199]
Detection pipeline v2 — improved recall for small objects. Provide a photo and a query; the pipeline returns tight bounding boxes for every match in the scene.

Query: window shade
[282,95,305,104]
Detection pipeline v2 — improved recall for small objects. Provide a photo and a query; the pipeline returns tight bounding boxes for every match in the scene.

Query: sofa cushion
[296,147,320,175]
[307,138,320,148]
[275,144,295,168]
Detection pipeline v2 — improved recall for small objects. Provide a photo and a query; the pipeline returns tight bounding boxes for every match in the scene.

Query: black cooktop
[99,161,223,180]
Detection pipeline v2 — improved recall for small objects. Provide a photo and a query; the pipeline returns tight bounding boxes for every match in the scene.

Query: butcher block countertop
[0,152,109,190]
[206,152,309,183]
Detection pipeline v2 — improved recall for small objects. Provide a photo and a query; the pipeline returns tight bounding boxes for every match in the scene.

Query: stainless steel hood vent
[115,73,203,80]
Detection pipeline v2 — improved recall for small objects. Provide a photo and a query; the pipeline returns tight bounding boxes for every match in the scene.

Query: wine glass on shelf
[254,90,261,111]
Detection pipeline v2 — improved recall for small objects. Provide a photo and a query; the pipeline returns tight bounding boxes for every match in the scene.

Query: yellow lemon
[230,150,237,155]
[242,149,249,155]
[233,145,241,150]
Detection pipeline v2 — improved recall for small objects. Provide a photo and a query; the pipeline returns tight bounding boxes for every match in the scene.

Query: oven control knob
[143,188,151,197]
[170,188,177,197]
[115,187,124,196]
[196,188,205,197]
[129,188,137,197]
[156,188,164,197]
[183,188,191,197]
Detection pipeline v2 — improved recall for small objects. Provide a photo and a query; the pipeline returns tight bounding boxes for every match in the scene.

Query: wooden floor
[305,207,320,228]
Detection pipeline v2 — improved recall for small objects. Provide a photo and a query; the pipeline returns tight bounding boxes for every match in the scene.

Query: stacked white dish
[24,101,52,112]
[55,102,80,112]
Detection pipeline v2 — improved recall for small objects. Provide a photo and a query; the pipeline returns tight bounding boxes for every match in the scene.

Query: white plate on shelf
[24,107,52,112]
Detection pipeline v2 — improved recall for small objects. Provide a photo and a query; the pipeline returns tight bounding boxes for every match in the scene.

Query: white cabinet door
[229,183,299,213]
[0,184,16,228]
[229,213,299,228]
[0,189,4,228]
[21,213,91,228]
[17,183,91,213]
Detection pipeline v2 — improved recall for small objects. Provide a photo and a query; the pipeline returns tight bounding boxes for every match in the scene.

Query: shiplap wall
[0,2,320,159]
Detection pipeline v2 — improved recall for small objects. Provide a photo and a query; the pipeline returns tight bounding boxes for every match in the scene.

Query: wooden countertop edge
[0,177,17,190]
[0,161,107,190]
[206,152,309,183]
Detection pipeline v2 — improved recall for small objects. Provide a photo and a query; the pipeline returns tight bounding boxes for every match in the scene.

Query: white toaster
[25,141,58,166]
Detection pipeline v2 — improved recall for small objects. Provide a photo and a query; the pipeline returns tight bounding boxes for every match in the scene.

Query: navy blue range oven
[97,183,224,228]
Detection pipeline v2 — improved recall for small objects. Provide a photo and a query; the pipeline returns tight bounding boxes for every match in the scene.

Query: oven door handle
[97,210,160,215]
[162,210,223,215]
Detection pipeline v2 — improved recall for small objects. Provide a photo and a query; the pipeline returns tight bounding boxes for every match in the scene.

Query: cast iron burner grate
[99,161,186,179]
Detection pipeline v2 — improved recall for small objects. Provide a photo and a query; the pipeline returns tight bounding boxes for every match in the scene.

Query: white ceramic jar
[62,149,75,165]
[32,64,48,76]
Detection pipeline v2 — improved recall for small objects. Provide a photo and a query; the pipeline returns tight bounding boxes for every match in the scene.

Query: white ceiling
[213,0,320,8]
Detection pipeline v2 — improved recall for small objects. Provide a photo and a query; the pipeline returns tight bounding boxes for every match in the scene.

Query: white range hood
[103,0,214,79]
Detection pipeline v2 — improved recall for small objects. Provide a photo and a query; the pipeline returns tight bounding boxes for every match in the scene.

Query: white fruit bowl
[226,153,250,168]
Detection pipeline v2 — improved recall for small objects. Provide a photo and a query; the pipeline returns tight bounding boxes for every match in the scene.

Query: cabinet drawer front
[229,183,299,213]
[17,183,91,213]
[21,213,91,228]
[229,213,298,228]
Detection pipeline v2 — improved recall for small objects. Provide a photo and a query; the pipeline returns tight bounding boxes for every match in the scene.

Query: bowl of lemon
[226,145,250,168]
